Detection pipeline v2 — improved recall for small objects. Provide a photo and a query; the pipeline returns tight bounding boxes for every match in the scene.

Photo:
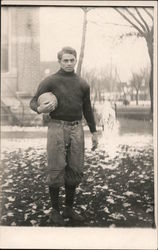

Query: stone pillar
[16,7,40,95]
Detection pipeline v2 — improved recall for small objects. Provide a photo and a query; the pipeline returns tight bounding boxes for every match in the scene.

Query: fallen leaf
[109,224,116,228]
[106,197,115,204]
[11,222,16,226]
[7,212,14,217]
[146,207,153,213]
[24,214,29,220]
[110,213,126,220]
[102,184,108,190]
[32,205,37,210]
[30,220,37,225]
[124,191,136,197]
[123,203,131,208]
[7,196,15,202]
[43,209,51,215]
[104,207,110,213]
[80,205,87,210]
[5,203,11,209]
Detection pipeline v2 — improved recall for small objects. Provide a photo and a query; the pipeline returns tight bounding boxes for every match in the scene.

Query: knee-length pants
[46,119,85,187]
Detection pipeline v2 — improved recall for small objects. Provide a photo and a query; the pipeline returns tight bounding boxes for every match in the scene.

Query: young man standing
[30,47,98,226]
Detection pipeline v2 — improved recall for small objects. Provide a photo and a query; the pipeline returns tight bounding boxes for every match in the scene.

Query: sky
[39,7,152,82]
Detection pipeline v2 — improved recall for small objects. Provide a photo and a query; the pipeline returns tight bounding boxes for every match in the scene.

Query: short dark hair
[57,47,77,60]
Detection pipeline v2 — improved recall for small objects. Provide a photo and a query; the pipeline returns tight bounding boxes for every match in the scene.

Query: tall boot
[49,186,60,211]
[65,184,76,208]
[49,186,65,226]
[63,184,84,221]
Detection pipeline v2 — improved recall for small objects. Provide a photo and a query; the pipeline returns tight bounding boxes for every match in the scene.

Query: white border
[153,0,158,232]
[0,1,157,249]
[1,0,157,7]
[0,227,157,249]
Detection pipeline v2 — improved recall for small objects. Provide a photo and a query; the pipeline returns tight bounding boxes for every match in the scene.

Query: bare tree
[114,7,153,115]
[130,67,150,105]
[82,68,101,107]
[117,82,128,103]
[76,7,92,76]
[99,65,119,95]
[140,67,150,100]
[82,64,120,107]
[130,72,144,105]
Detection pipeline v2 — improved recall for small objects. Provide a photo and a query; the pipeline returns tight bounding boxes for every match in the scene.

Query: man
[30,46,98,226]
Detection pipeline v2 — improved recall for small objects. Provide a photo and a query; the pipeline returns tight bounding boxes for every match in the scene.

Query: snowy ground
[1,123,153,152]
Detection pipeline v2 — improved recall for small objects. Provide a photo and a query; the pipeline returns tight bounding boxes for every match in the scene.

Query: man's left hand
[91,132,98,151]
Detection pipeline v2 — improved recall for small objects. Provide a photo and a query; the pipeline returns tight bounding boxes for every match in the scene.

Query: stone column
[16,7,40,96]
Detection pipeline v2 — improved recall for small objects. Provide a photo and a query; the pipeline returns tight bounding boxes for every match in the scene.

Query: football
[37,92,58,111]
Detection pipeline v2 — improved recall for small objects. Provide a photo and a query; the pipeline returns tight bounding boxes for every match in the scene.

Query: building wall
[1,6,40,98]
[1,7,18,97]
[16,7,40,95]
[40,61,59,80]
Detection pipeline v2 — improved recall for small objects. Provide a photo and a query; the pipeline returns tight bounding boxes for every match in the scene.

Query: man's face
[59,53,77,72]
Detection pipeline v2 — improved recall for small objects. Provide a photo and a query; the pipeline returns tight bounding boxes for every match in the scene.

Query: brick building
[1,7,56,125]
[1,6,41,95]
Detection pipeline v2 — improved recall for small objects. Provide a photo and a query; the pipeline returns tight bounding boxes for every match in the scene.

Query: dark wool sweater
[30,69,96,133]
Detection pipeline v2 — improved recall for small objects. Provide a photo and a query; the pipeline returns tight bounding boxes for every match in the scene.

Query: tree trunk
[149,63,153,116]
[131,89,134,101]
[145,29,153,116]
[136,90,139,105]
[76,9,88,76]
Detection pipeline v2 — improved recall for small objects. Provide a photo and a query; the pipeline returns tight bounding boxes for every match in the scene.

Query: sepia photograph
[0,0,157,249]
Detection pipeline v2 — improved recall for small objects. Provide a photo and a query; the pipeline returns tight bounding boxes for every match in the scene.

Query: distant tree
[130,67,150,105]
[116,81,129,103]
[140,67,150,100]
[130,72,144,105]
[82,65,120,106]
[82,68,102,107]
[114,7,154,115]
[99,65,119,95]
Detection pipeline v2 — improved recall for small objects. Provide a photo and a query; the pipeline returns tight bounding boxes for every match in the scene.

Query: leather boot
[63,206,84,221]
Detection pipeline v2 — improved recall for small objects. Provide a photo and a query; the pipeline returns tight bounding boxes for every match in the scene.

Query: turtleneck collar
[58,68,75,76]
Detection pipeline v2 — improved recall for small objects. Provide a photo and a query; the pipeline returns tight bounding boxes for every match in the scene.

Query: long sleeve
[82,86,97,133]
[30,77,52,113]
[30,95,39,113]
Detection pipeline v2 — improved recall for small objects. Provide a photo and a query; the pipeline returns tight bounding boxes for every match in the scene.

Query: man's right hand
[91,132,98,151]
[37,101,57,114]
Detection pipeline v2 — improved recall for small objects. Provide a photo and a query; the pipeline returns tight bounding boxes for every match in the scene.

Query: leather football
[37,92,58,111]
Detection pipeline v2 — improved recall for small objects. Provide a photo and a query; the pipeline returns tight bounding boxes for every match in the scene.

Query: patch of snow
[1,125,102,132]
[1,125,153,157]
[1,126,47,132]
[1,138,47,152]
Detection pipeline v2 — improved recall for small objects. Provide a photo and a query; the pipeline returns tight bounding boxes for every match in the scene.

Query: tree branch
[81,7,92,13]
[115,8,144,36]
[143,8,153,21]
[135,8,150,33]
[89,20,133,28]
[125,7,146,33]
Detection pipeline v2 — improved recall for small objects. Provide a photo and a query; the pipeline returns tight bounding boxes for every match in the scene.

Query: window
[1,7,9,73]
